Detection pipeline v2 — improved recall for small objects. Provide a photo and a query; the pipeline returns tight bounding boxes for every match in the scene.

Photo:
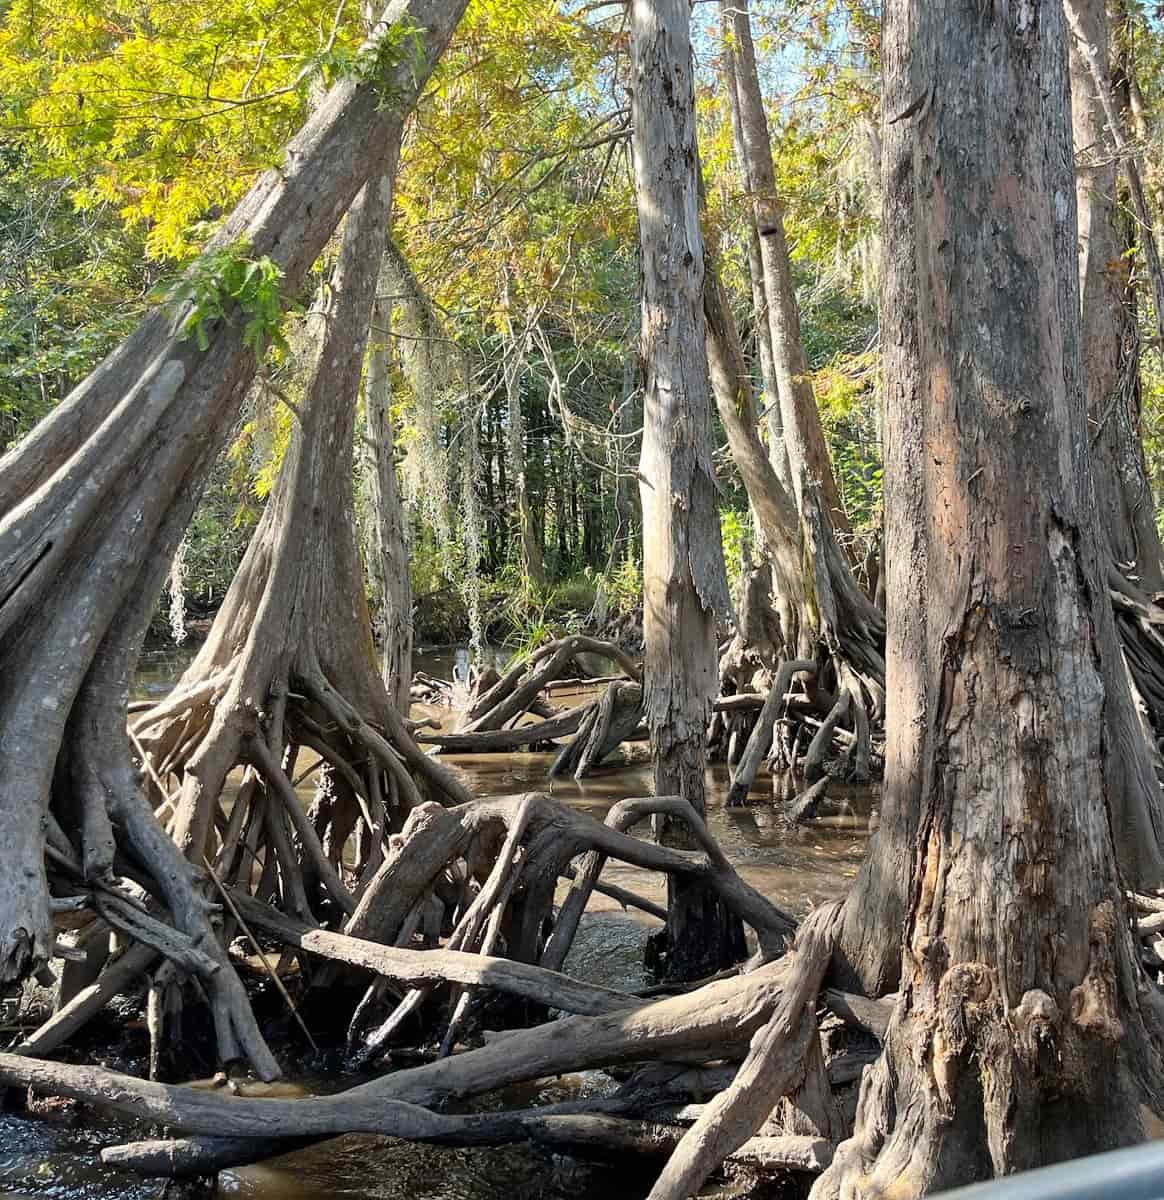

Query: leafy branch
[169,241,294,355]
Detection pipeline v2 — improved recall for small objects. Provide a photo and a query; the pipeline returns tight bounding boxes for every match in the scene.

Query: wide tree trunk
[631,0,743,980]
[364,141,414,713]
[817,3,1164,1193]
[0,0,468,1055]
[1071,0,1164,594]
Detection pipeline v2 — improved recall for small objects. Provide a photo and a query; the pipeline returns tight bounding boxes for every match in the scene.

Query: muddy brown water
[1,645,876,1200]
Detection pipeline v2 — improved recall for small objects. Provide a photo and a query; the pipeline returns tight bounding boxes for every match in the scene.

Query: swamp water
[1,645,877,1200]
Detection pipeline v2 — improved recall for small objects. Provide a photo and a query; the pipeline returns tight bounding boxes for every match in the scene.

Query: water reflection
[223,1137,649,1200]
[0,1110,162,1200]
[422,749,873,920]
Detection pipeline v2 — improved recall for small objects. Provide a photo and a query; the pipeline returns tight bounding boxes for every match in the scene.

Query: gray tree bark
[817,3,1164,1192]
[720,33,791,495]
[0,0,468,1048]
[718,0,849,540]
[364,142,414,713]
[631,0,743,979]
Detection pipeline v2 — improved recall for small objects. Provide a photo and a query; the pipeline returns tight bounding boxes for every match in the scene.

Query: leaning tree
[131,127,476,959]
[708,0,887,810]
[0,0,469,1073]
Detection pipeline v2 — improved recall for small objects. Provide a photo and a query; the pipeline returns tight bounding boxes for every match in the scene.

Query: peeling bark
[631,0,742,981]
[817,4,1164,1193]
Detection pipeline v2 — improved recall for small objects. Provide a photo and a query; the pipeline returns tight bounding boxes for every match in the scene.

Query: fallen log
[417,705,593,753]
[1129,891,1164,914]
[646,901,842,1200]
[101,1136,314,1175]
[458,637,641,735]
[0,952,800,1143]
[524,1113,833,1173]
[545,675,630,692]
[98,1063,747,1175]
[229,891,634,1017]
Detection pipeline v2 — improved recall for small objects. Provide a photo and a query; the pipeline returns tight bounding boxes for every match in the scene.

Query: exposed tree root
[0,931,819,1164]
[332,790,795,1057]
[550,680,643,779]
[0,0,469,1078]
[646,900,842,1200]
[455,636,640,736]
[417,705,593,752]
[94,141,478,1075]
[725,660,816,807]
[0,888,879,1193]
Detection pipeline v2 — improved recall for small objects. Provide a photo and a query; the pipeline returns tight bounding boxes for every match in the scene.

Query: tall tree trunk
[569,454,581,568]
[484,393,500,571]
[632,0,743,980]
[817,4,1164,1193]
[719,0,849,539]
[364,141,413,713]
[555,451,570,569]
[721,36,791,494]
[504,328,546,591]
[1071,0,1164,593]
[613,350,639,559]
[0,0,468,1037]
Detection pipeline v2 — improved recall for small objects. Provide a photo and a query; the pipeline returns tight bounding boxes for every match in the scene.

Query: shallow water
[6,641,876,1200]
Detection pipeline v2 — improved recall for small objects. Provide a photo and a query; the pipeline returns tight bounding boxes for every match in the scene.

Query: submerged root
[0,895,874,1194]
[0,912,834,1173]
